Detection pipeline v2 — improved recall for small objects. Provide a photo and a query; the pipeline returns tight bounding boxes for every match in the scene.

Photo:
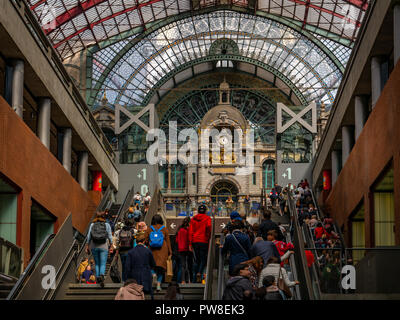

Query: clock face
[219,136,229,146]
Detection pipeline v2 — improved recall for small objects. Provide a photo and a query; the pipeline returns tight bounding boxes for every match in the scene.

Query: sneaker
[99,275,104,288]
[156,282,161,292]
[152,273,157,287]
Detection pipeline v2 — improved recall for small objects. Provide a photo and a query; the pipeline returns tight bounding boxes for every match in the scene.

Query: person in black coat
[222,264,254,301]
[257,209,284,241]
[125,232,156,299]
[221,220,251,276]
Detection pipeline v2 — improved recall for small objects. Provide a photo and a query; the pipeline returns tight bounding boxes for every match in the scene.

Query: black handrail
[287,192,315,300]
[203,206,216,300]
[217,234,226,300]
[6,234,55,300]
[104,186,136,282]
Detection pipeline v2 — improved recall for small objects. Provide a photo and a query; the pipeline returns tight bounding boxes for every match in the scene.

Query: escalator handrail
[286,232,301,300]
[203,206,216,300]
[104,187,136,282]
[217,233,226,300]
[287,192,315,300]
[144,184,164,227]
[302,223,323,299]
[6,234,55,300]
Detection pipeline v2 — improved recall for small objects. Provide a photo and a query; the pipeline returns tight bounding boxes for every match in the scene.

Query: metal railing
[305,247,400,296]
[0,238,24,280]
[6,234,54,300]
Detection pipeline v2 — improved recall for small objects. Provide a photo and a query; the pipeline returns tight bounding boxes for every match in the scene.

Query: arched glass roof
[28,0,369,60]
[90,10,349,108]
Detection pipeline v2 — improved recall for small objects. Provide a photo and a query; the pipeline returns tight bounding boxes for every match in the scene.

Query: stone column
[168,165,172,191]
[371,56,382,108]
[62,128,72,173]
[342,126,354,166]
[11,60,24,118]
[37,98,51,149]
[331,150,340,186]
[78,152,89,191]
[354,96,369,141]
[395,4,400,66]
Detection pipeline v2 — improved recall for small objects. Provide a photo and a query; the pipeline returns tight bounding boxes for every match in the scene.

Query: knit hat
[230,211,242,221]
[198,204,207,213]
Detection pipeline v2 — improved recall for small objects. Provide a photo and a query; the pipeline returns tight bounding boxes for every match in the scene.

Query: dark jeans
[120,253,128,282]
[177,251,192,283]
[192,242,208,282]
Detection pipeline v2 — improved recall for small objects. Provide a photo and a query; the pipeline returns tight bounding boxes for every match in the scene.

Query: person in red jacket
[189,204,211,283]
[176,217,192,284]
[314,223,329,241]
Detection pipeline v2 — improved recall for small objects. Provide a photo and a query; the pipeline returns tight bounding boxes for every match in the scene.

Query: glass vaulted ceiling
[91,10,350,107]
[28,0,369,60]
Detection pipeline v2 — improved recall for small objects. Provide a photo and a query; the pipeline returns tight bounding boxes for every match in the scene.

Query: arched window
[262,159,275,191]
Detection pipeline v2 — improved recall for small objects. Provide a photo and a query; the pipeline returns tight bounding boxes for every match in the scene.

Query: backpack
[149,226,165,248]
[119,228,134,249]
[91,221,108,244]
[133,210,141,219]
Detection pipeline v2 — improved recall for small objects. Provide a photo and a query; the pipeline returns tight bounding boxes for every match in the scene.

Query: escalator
[7,186,114,300]
[64,185,207,300]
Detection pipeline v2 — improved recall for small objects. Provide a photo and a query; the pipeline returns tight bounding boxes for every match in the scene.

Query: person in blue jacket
[221,220,251,276]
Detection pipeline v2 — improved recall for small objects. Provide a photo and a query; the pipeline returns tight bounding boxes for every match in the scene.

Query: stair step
[65,283,205,300]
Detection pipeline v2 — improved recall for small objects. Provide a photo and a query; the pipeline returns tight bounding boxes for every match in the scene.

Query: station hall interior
[0,0,400,301]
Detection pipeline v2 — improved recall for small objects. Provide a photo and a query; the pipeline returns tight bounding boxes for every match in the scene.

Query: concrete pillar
[78,152,89,191]
[342,126,354,165]
[62,128,72,173]
[371,57,382,108]
[37,98,51,149]
[355,96,369,141]
[168,164,172,192]
[395,5,400,66]
[331,150,340,186]
[11,60,24,118]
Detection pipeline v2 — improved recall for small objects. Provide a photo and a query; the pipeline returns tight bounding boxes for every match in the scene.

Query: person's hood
[266,285,280,292]
[193,213,209,222]
[225,276,247,288]
[124,283,144,296]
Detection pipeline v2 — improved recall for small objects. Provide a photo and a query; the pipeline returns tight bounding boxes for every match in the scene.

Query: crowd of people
[221,207,300,300]
[77,196,215,300]
[292,180,347,294]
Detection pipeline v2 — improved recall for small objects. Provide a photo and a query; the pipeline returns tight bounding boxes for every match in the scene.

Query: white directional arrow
[170,223,176,229]
[221,223,226,229]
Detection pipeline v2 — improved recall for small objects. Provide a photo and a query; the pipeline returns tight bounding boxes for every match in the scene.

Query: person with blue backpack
[145,214,172,292]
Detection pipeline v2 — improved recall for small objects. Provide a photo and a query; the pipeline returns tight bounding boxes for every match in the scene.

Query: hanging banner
[93,171,102,192]
[323,170,332,191]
